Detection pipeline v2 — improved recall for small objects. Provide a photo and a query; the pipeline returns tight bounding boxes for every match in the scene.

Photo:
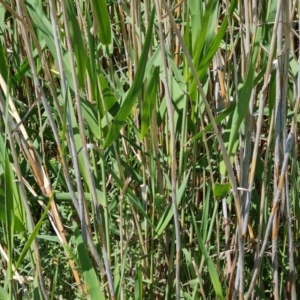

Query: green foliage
[0,0,299,299]
[104,8,155,148]
[213,182,231,198]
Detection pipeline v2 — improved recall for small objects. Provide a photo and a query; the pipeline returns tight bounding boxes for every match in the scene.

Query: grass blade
[228,27,262,155]
[90,0,111,45]
[191,211,223,300]
[104,8,155,148]
[73,221,105,300]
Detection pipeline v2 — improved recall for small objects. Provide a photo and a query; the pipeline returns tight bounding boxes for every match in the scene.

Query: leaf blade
[103,8,155,148]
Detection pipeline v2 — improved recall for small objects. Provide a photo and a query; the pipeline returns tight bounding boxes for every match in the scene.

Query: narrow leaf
[191,211,223,299]
[73,222,105,300]
[228,27,262,155]
[104,8,155,148]
[189,102,236,143]
[90,0,112,45]
[0,202,25,232]
[16,197,53,269]
[141,66,160,137]
[66,0,87,87]
[155,170,191,237]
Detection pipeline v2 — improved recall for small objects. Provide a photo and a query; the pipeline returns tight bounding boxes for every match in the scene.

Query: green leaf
[0,125,16,298]
[0,286,9,299]
[91,0,112,45]
[0,39,8,81]
[25,0,74,91]
[188,0,237,85]
[189,102,236,143]
[16,197,53,269]
[98,73,120,130]
[191,211,223,300]
[50,259,59,300]
[199,186,211,240]
[192,0,218,70]
[213,182,231,198]
[25,0,57,61]
[103,8,155,148]
[228,27,262,155]
[155,170,191,237]
[141,66,159,137]
[66,0,87,87]
[134,266,142,300]
[98,151,150,222]
[81,99,100,139]
[37,235,60,243]
[0,201,25,233]
[254,285,268,299]
[73,222,105,300]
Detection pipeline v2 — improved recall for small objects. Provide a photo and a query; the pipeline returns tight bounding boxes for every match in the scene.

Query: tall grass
[0,0,299,299]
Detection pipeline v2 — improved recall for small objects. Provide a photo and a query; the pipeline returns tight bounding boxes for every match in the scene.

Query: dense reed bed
[0,0,299,299]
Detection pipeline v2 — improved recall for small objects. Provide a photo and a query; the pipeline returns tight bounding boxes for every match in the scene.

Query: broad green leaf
[0,89,25,237]
[228,27,262,155]
[30,192,106,204]
[141,66,159,137]
[0,286,9,299]
[103,9,155,148]
[267,0,277,22]
[199,239,223,300]
[73,222,105,300]
[189,0,203,52]
[161,68,186,131]
[213,182,231,198]
[134,266,142,300]
[98,73,120,130]
[91,0,111,45]
[192,0,218,71]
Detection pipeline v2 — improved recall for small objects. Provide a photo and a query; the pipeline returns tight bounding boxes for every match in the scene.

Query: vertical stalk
[154,1,181,298]
[282,2,296,299]
[273,2,285,298]
[245,3,282,296]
